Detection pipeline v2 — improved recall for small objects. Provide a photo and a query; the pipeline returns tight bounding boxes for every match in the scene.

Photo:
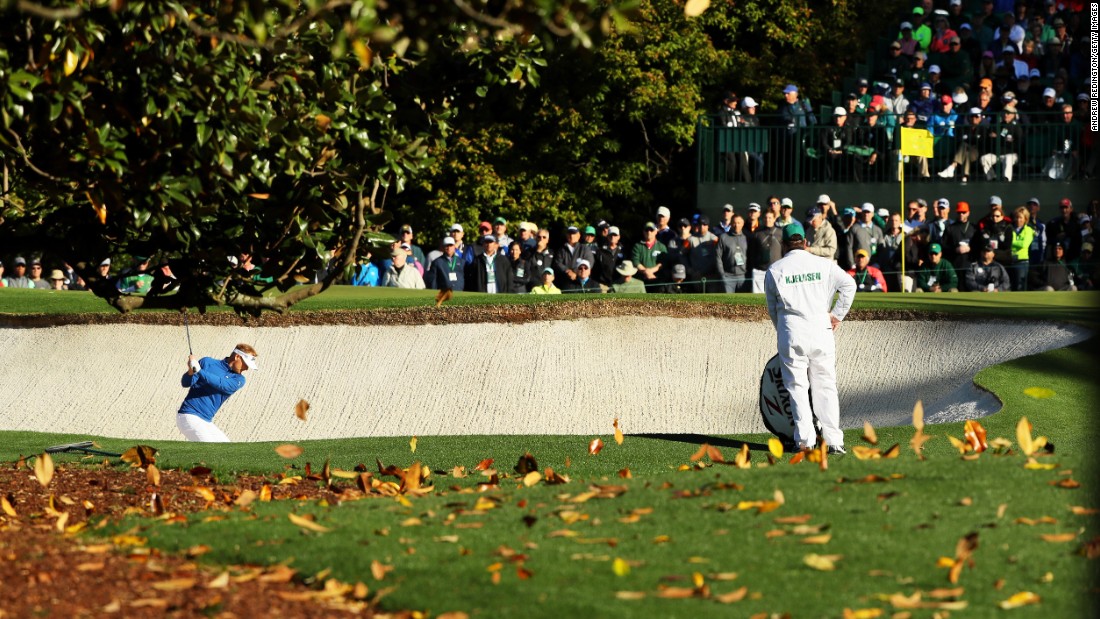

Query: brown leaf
[613,418,624,445]
[516,565,534,580]
[151,578,196,591]
[910,429,932,459]
[514,453,538,475]
[1069,506,1099,515]
[862,421,878,445]
[295,399,310,421]
[964,420,988,452]
[371,560,393,581]
[119,445,157,468]
[259,484,272,502]
[275,444,303,459]
[589,438,604,455]
[789,451,806,465]
[434,288,453,307]
[34,453,54,487]
[474,458,494,471]
[1040,533,1078,543]
[882,443,901,459]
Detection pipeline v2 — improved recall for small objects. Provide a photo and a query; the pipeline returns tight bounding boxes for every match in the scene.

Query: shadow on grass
[635,433,770,452]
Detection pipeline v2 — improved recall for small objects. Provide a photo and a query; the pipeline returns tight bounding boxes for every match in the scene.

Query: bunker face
[0,319,1089,442]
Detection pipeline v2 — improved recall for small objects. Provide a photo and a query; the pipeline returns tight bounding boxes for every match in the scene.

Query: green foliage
[0,0,625,311]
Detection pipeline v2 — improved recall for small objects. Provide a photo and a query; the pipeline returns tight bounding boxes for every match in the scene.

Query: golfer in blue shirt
[176,343,259,442]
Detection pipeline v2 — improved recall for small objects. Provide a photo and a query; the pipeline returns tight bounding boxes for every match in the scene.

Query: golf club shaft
[183,311,192,356]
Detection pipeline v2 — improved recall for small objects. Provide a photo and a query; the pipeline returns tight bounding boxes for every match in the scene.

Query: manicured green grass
[4,336,1097,617]
[2,286,1097,324]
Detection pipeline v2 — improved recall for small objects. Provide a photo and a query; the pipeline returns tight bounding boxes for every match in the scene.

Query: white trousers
[980,153,1016,181]
[752,269,767,293]
[777,328,843,449]
[176,413,230,442]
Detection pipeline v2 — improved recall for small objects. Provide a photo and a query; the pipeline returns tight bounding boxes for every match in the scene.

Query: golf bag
[758,354,819,447]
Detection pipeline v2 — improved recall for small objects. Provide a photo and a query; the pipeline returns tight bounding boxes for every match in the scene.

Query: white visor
[232,348,258,371]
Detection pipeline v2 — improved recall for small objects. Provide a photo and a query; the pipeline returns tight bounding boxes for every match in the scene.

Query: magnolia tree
[0,0,632,315]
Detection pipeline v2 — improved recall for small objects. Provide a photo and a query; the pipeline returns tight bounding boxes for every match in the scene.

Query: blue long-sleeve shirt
[178,357,246,422]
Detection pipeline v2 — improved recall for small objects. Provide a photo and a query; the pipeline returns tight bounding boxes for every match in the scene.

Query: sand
[0,319,1088,441]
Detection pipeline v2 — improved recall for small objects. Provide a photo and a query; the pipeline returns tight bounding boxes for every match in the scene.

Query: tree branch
[15,0,83,20]
[4,127,64,183]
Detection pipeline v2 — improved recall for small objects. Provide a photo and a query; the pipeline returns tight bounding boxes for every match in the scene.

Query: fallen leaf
[964,420,988,452]
[774,514,813,524]
[804,553,839,571]
[1024,458,1057,470]
[998,591,1040,609]
[295,399,310,421]
[768,437,784,458]
[516,565,533,580]
[862,421,878,445]
[789,451,806,464]
[152,579,196,591]
[589,438,604,455]
[882,443,901,459]
[733,444,750,468]
[612,557,630,576]
[371,560,393,581]
[615,591,647,600]
[1039,533,1078,543]
[1017,417,1035,456]
[434,288,453,307]
[656,586,698,599]
[288,512,332,533]
[801,534,832,545]
[947,435,969,455]
[146,465,161,487]
[474,458,494,471]
[910,430,932,459]
[852,445,881,460]
[275,444,303,459]
[843,609,883,618]
[614,418,624,445]
[514,453,538,475]
[714,586,748,603]
[912,400,924,432]
[2,495,17,516]
[523,471,542,487]
[1069,506,1098,515]
[409,436,418,453]
[119,445,157,467]
[34,453,54,487]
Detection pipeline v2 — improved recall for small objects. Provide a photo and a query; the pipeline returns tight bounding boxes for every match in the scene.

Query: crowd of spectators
[344,195,1096,295]
[714,0,1094,183]
[4,197,1095,296]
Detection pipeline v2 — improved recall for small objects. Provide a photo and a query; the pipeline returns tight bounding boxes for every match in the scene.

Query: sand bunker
[0,319,1089,442]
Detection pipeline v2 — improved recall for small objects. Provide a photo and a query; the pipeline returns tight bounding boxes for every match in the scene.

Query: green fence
[698,110,1087,185]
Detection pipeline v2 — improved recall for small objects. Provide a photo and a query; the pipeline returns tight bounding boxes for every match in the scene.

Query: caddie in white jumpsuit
[764,221,856,452]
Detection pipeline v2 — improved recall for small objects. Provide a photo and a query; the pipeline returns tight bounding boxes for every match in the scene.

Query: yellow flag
[900,127,934,158]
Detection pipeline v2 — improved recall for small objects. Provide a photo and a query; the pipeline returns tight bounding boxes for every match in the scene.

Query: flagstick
[900,150,906,293]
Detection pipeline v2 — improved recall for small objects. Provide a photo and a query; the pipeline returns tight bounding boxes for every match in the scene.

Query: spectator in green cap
[492,217,513,250]
[914,242,958,292]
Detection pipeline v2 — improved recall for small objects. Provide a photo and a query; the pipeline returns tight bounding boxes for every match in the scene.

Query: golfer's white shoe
[827,445,847,455]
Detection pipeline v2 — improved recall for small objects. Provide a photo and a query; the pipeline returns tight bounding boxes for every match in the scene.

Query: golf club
[183,311,192,355]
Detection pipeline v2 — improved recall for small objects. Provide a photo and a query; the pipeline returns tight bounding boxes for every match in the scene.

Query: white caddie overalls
[764,249,857,449]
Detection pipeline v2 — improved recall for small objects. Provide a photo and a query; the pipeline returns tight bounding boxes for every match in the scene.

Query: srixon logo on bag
[758,355,815,445]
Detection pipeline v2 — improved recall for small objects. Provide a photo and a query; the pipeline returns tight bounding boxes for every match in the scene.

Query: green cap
[929,243,942,254]
[584,225,596,235]
[782,221,806,241]
[493,217,507,224]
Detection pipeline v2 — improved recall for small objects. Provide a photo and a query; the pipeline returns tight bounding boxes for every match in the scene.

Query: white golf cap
[877,208,890,218]
[442,236,456,246]
[656,206,671,218]
[576,258,591,269]
[449,223,463,232]
[742,96,757,109]
[953,92,968,104]
[722,203,734,211]
[989,195,1002,205]
[608,226,620,235]
[747,202,761,211]
[817,194,830,204]
[1027,197,1040,205]
[99,258,111,266]
[780,197,794,207]
[929,64,941,74]
[860,202,874,212]
[936,197,950,208]
[833,106,847,116]
[1043,87,1056,98]
[232,348,258,371]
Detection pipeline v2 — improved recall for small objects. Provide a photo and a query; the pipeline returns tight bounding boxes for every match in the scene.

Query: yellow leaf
[371,560,392,581]
[146,464,161,487]
[55,512,69,532]
[1023,387,1055,399]
[1039,533,1077,543]
[801,534,832,545]
[964,419,988,452]
[64,48,78,76]
[998,591,1040,609]
[259,484,272,502]
[35,453,55,487]
[352,39,373,68]
[613,418,624,445]
[523,471,542,487]
[882,443,901,459]
[684,0,711,18]
[295,399,310,421]
[1024,458,1057,470]
[275,444,303,459]
[612,557,630,576]
[862,421,878,445]
[733,443,750,469]
[1070,506,1099,515]
[768,437,784,458]
[912,400,924,432]
[843,609,883,618]
[1,495,17,516]
[692,571,705,588]
[410,436,418,453]
[615,591,646,600]
[947,435,969,455]
[1017,417,1035,456]
[804,553,838,571]
[207,572,230,589]
[288,512,332,533]
[851,446,881,460]
[936,556,956,568]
